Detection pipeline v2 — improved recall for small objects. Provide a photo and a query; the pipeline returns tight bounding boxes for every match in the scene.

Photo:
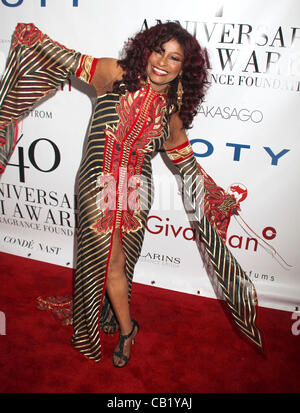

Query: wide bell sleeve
[165,139,263,349]
[0,22,98,173]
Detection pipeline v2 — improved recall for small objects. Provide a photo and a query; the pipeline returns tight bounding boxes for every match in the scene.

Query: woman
[0,22,262,368]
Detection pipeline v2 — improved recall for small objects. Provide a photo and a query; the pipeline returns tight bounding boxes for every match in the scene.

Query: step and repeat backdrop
[0,0,299,312]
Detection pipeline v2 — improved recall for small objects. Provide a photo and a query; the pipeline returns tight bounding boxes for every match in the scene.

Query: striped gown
[72,84,170,361]
[0,23,263,363]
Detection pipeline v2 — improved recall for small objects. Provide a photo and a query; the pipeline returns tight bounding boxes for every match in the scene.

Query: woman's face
[146,38,184,93]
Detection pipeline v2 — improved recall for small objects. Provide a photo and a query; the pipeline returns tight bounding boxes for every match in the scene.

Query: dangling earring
[177,73,184,111]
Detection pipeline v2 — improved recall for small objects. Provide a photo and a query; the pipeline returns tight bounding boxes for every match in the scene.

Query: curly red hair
[113,22,210,129]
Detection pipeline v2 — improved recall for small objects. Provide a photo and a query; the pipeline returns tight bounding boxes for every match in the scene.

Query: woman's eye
[154,48,163,55]
[171,56,181,62]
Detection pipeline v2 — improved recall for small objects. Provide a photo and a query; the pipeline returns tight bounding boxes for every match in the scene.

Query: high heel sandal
[113,319,140,368]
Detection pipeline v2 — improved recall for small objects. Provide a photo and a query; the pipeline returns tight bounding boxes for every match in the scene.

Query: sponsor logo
[3,234,62,256]
[228,183,248,203]
[291,310,300,336]
[246,270,276,282]
[28,109,53,119]
[0,311,6,335]
[145,214,278,255]
[146,215,198,242]
[139,251,181,267]
[199,105,263,123]
[1,0,78,7]
[227,226,277,252]
[190,138,290,166]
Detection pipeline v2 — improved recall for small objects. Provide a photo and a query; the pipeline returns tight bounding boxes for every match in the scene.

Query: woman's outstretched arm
[163,111,263,350]
[0,23,80,173]
[164,112,239,241]
[0,23,123,173]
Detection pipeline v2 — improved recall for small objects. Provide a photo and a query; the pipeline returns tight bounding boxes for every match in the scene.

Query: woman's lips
[152,66,168,76]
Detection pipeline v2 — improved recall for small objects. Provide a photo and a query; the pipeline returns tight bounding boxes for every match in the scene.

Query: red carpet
[0,251,299,394]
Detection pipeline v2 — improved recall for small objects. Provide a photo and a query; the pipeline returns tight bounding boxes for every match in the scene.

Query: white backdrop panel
[0,0,299,312]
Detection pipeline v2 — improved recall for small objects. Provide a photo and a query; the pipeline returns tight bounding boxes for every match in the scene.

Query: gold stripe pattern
[166,142,193,162]
[0,23,81,171]
[0,23,262,364]
[72,89,169,362]
[164,152,263,349]
[77,55,95,83]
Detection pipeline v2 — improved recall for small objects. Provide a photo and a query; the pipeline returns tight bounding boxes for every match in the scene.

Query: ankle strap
[120,319,138,339]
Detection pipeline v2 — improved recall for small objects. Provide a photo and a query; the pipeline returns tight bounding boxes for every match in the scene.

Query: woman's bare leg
[105,231,137,366]
[106,231,132,334]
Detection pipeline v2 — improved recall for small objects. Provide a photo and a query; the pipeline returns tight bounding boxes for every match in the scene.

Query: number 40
[8,136,61,182]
